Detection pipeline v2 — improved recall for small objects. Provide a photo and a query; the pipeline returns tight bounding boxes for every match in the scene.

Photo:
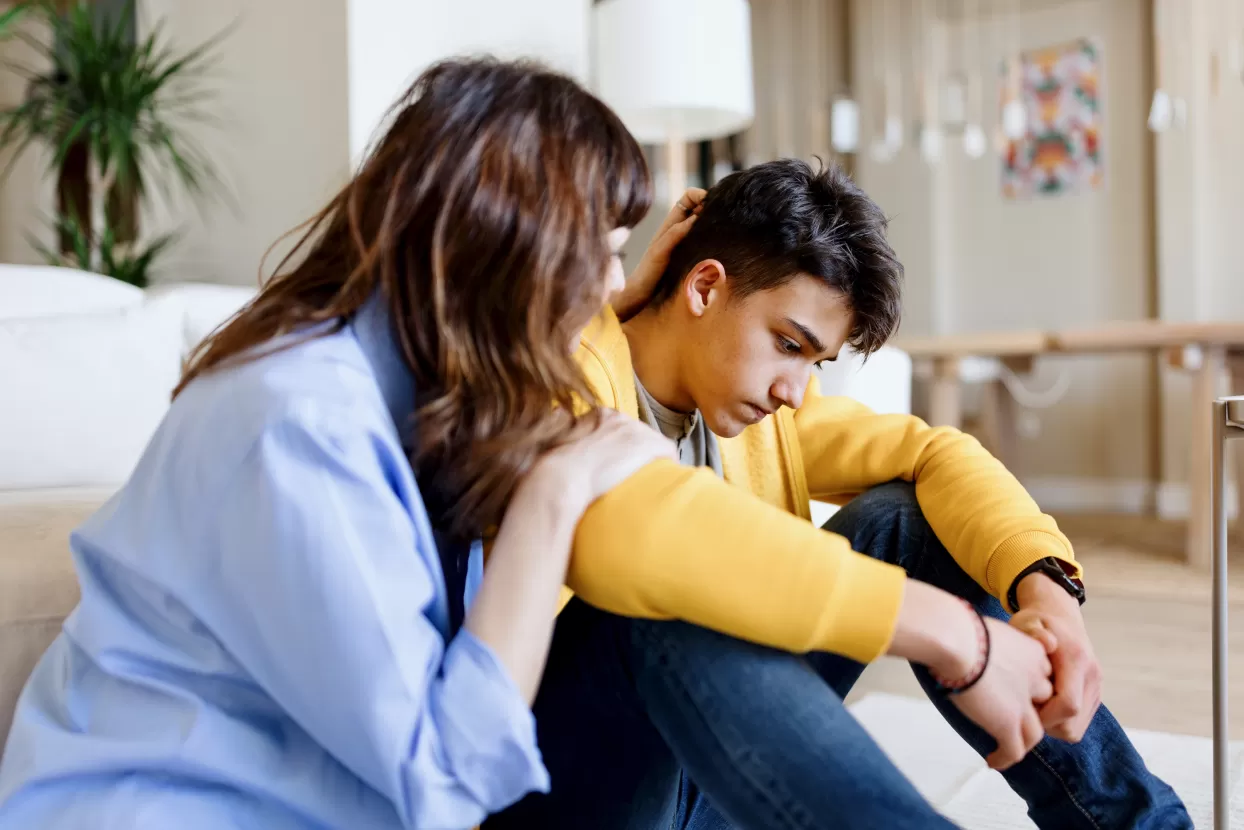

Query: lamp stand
[665,133,687,206]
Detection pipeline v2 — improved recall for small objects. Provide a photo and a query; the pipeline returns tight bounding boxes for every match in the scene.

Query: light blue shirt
[0,296,549,829]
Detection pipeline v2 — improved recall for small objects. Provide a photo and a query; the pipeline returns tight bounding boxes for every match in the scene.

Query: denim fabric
[488,482,1192,830]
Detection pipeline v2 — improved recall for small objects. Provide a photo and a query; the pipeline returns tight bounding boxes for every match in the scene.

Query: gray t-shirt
[634,373,724,477]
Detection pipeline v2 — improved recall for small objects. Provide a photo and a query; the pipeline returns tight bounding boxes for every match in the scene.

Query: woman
[0,58,679,829]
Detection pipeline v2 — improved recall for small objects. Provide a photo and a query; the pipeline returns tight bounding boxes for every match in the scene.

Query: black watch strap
[1007,556,1086,612]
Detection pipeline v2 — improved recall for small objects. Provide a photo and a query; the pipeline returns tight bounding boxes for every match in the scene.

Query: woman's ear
[682,260,728,317]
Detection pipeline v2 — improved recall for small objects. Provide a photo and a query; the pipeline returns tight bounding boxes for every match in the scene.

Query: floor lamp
[593,0,755,203]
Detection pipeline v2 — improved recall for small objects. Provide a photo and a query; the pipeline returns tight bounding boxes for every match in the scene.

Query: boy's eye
[779,337,801,354]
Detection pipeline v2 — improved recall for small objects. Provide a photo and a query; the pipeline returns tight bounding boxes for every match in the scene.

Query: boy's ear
[682,260,728,317]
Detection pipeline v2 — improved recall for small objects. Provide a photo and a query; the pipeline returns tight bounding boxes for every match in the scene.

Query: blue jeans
[486,483,1190,830]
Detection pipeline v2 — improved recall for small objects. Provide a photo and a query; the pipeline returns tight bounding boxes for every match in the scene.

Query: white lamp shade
[593,0,755,144]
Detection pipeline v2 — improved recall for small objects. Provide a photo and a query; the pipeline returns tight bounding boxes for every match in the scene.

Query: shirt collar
[350,290,416,440]
[633,371,700,440]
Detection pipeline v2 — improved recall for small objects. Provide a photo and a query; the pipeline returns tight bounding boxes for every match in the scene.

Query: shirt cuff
[434,628,551,813]
[985,530,1082,612]
[815,553,908,664]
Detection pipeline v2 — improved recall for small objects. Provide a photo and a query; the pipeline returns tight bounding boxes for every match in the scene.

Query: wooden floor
[849,514,1244,739]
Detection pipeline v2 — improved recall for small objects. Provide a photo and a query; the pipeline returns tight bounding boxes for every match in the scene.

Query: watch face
[1010,558,1086,611]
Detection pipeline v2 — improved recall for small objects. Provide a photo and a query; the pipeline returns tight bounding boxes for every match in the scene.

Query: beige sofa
[0,493,98,742]
[0,267,257,745]
[0,265,912,751]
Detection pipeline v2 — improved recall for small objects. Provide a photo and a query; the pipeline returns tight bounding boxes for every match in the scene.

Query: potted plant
[0,0,228,286]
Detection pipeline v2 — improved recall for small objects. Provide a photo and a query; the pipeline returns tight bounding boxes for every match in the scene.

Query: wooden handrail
[894,330,1048,358]
[1051,320,1244,352]
[897,320,1244,359]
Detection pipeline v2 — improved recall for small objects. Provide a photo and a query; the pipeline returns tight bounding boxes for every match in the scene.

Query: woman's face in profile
[566,226,632,352]
[606,227,631,300]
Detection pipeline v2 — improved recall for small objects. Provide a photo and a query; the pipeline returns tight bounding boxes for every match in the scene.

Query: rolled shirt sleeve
[205,410,549,828]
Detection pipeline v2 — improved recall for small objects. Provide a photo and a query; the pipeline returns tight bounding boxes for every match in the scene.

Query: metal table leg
[1212,395,1244,830]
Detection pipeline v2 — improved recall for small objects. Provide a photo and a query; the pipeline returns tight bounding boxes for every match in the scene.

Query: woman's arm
[207,412,551,829]
[463,475,580,703]
[200,404,673,830]
[466,411,675,702]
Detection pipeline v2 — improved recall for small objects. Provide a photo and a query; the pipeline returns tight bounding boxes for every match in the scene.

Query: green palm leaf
[0,0,229,283]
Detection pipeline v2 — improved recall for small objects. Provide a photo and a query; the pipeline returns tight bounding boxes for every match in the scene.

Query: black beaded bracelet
[930,602,992,696]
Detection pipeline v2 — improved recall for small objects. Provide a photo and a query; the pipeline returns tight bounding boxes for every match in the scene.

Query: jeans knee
[851,481,926,528]
[824,480,937,566]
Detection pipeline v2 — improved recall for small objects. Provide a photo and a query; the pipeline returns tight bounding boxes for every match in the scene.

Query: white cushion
[839,346,912,416]
[0,303,184,491]
[144,282,256,354]
[810,345,912,527]
[0,265,144,320]
[814,344,912,416]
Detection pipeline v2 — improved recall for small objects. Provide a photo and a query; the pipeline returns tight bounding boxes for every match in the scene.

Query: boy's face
[679,266,853,438]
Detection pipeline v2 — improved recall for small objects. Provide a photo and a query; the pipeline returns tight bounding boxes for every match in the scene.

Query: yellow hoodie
[564,308,1081,664]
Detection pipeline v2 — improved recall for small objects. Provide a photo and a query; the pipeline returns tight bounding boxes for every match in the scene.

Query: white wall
[347,0,591,164]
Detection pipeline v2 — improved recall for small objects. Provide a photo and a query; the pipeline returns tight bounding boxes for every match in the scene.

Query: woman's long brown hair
[174,58,652,538]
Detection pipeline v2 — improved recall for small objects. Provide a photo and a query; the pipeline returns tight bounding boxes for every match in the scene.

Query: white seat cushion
[0,265,144,320]
[0,303,183,491]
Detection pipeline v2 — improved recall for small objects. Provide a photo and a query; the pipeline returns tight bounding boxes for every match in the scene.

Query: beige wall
[5,0,594,288]
[0,19,56,266]
[1152,0,1244,513]
[745,0,849,166]
[135,0,351,287]
[852,0,1156,508]
[0,3,350,285]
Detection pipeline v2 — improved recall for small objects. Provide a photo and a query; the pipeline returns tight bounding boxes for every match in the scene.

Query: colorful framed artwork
[1000,37,1104,199]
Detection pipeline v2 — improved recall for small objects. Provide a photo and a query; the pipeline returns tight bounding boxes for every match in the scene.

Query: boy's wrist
[929,601,991,694]
[892,581,980,680]
[1015,570,1081,615]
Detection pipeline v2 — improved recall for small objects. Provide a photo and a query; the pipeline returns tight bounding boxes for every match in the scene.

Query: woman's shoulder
[158,328,404,487]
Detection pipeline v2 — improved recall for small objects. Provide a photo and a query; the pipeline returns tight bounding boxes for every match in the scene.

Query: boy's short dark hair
[652,159,903,355]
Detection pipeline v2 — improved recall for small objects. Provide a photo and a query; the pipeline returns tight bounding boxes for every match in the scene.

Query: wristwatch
[1006,557,1086,612]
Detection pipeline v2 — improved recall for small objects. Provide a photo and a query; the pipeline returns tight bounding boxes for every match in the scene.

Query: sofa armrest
[814,344,912,416]
[144,282,258,356]
[809,345,912,527]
